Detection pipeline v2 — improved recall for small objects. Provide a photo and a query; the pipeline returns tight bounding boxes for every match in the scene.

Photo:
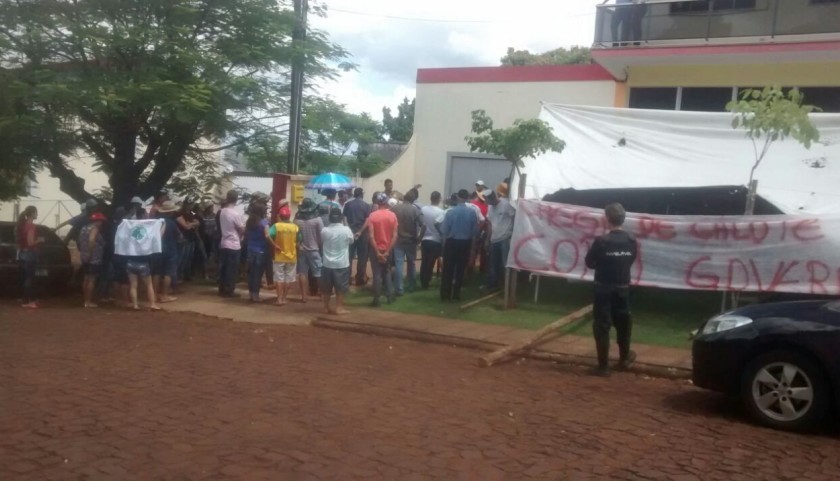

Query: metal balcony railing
[594,0,840,47]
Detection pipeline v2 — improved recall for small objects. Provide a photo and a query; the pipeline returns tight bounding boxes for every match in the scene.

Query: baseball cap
[90,212,106,222]
[328,207,343,224]
[374,192,389,205]
[130,196,144,205]
[387,198,398,208]
[475,180,486,187]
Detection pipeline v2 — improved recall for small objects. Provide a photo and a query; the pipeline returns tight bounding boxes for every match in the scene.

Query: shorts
[83,263,103,277]
[126,260,151,278]
[273,262,297,283]
[320,267,350,295]
[151,252,178,278]
[297,250,322,277]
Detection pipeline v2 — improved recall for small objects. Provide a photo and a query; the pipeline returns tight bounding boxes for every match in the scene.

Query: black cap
[328,207,343,224]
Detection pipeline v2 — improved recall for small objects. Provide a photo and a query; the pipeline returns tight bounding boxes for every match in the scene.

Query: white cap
[130,196,144,205]
[475,180,486,186]
[387,198,398,208]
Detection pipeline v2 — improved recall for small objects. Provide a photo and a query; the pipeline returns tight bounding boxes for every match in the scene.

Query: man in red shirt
[366,192,398,307]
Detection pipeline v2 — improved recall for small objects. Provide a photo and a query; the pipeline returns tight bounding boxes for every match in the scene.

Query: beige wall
[0,155,109,232]
[406,80,617,198]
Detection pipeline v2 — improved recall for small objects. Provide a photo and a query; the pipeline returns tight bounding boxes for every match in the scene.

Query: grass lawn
[345,274,721,350]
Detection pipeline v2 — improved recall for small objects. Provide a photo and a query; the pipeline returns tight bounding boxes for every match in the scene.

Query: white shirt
[420,205,444,243]
[321,223,354,269]
[219,206,245,250]
[488,198,516,243]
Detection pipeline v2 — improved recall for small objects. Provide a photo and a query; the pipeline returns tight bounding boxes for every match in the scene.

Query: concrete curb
[311,317,692,380]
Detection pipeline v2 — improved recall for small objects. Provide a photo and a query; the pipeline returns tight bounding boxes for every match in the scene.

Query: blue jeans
[218,248,240,296]
[246,250,265,298]
[393,243,417,294]
[19,250,37,303]
[487,238,511,289]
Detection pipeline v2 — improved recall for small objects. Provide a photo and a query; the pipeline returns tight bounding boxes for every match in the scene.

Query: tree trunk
[46,154,92,203]
[744,179,758,216]
[110,129,140,208]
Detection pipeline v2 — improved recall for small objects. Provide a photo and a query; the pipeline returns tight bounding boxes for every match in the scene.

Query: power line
[328,7,595,24]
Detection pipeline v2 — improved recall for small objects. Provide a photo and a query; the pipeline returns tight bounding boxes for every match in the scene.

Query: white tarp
[512,104,840,215]
[508,199,840,295]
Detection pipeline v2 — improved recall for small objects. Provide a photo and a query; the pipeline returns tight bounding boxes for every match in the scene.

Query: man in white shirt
[484,186,516,290]
[320,207,355,314]
[419,191,445,289]
[218,190,245,297]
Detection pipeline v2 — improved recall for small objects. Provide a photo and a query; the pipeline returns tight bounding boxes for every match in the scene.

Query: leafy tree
[727,87,820,214]
[242,97,385,176]
[0,0,348,206]
[382,97,415,142]
[465,110,564,195]
[0,71,35,200]
[500,46,591,66]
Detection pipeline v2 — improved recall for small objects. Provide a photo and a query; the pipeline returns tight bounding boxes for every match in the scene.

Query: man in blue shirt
[440,189,478,301]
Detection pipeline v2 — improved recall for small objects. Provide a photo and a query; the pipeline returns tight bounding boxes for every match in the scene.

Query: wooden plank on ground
[459,290,501,310]
[478,304,593,367]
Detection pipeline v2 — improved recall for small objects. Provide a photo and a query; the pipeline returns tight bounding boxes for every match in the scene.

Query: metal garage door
[446,153,512,196]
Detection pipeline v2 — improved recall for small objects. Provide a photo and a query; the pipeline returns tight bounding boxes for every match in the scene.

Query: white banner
[115,219,164,256]
[507,200,840,295]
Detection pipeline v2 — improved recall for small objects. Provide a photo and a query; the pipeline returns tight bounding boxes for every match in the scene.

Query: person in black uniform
[584,203,638,377]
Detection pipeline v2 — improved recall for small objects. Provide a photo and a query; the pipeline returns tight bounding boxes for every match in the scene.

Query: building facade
[368,0,840,198]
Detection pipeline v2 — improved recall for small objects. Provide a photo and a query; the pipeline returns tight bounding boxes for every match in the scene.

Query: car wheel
[741,350,828,431]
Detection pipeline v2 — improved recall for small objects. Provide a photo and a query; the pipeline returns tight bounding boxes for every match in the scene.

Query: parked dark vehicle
[693,300,840,431]
[0,222,74,296]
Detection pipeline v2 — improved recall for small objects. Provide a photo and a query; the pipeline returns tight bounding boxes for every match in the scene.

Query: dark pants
[486,238,510,289]
[420,240,442,289]
[264,244,274,285]
[246,250,265,298]
[440,239,471,301]
[592,284,632,369]
[349,235,369,284]
[218,248,240,296]
[19,250,37,303]
[611,4,647,45]
[178,240,195,283]
[371,256,394,303]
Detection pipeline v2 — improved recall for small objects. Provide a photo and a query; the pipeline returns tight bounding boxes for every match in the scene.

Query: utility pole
[287,0,308,174]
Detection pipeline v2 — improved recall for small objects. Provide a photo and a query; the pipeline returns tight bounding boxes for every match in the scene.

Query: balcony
[594,0,840,48]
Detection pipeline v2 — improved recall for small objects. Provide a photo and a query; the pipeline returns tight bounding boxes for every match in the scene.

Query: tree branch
[80,133,114,167]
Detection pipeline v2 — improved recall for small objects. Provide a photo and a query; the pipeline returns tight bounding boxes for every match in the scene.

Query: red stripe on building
[416,64,614,84]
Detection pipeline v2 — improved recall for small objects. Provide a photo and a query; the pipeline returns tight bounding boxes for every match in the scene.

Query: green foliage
[0,0,348,205]
[465,110,565,171]
[382,97,415,142]
[500,46,591,66]
[242,97,386,177]
[727,86,820,182]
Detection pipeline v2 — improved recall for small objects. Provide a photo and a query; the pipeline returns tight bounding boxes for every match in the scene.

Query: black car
[692,300,840,431]
[0,222,74,297]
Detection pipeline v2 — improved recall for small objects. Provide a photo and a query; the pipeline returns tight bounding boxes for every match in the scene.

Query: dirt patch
[1,306,839,479]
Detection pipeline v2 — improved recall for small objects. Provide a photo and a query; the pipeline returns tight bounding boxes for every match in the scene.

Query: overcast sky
[311,0,604,118]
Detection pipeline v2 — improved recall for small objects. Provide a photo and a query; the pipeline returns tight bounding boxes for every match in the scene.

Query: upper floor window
[670,0,757,14]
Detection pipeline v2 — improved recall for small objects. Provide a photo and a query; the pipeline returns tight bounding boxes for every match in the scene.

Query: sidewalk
[170,285,692,378]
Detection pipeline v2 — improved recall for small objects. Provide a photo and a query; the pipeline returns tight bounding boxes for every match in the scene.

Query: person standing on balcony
[611,0,647,46]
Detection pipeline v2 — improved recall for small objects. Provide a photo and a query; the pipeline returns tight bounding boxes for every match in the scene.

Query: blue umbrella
[306,172,354,190]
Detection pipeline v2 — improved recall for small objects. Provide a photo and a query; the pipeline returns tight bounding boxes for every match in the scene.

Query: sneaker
[21,302,39,309]
[587,366,611,378]
[618,351,637,371]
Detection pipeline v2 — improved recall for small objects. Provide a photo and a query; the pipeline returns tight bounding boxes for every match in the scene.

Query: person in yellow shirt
[267,205,302,306]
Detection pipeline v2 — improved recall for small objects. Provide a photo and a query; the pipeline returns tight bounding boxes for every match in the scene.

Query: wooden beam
[459,290,501,310]
[478,304,593,367]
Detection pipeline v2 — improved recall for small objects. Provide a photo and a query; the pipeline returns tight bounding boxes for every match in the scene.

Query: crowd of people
[14,177,517,313]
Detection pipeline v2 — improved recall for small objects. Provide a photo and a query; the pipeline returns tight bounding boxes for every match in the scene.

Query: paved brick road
[1,306,839,480]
